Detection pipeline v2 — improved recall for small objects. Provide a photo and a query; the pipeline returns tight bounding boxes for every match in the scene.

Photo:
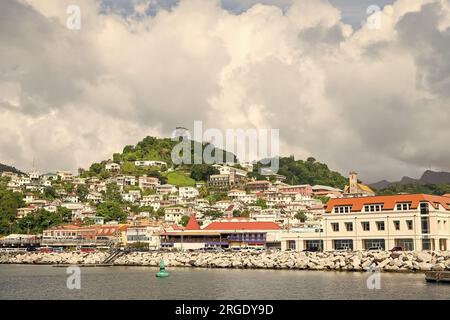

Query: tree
[89,163,103,175]
[295,211,307,222]
[104,183,122,202]
[15,208,65,234]
[155,208,165,219]
[43,186,57,200]
[180,215,190,227]
[198,185,209,198]
[190,164,219,181]
[76,184,89,202]
[0,186,24,235]
[57,206,73,223]
[315,196,330,204]
[96,201,126,222]
[255,198,268,209]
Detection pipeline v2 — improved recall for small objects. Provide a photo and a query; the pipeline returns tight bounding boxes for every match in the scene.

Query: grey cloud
[0,0,449,183]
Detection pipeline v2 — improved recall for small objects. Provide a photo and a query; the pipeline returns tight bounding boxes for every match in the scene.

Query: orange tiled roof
[326,194,450,213]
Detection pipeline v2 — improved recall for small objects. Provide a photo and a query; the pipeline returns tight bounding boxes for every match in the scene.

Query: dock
[425,271,450,283]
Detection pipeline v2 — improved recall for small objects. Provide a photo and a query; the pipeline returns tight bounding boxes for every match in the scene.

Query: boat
[156,259,169,277]
[425,271,450,283]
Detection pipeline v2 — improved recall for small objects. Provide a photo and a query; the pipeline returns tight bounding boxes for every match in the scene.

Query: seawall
[1,250,450,272]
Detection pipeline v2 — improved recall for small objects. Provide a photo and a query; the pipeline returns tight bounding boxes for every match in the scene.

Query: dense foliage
[96,201,127,222]
[114,136,237,166]
[0,163,24,175]
[0,183,25,235]
[189,164,220,182]
[254,156,347,189]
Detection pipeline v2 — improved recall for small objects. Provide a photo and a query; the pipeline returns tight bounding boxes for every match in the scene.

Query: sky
[1,0,450,183]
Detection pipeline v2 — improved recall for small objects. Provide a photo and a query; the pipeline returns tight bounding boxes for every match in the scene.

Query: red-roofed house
[160,217,282,250]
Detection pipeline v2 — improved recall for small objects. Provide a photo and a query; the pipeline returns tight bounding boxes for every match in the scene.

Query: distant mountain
[0,163,23,175]
[370,180,391,190]
[370,170,450,189]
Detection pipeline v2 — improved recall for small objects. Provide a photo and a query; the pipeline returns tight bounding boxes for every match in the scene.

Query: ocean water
[1,264,449,300]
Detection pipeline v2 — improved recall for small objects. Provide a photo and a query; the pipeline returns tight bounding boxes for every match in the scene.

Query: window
[364,204,383,212]
[331,223,339,232]
[334,206,351,214]
[376,221,385,231]
[406,220,413,230]
[397,203,411,211]
[345,222,353,232]
[393,220,400,231]
[287,240,296,250]
[361,222,370,231]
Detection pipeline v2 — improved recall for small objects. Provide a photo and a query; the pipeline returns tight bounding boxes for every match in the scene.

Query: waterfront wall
[2,250,450,272]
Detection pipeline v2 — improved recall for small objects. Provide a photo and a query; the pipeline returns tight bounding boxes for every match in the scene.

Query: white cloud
[0,0,449,183]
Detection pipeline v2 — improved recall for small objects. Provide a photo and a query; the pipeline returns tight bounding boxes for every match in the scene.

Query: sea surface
[1,264,449,300]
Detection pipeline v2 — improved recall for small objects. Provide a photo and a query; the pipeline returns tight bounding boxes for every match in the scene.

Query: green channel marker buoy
[156,258,169,277]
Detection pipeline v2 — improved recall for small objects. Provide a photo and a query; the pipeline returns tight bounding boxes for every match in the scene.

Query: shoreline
[1,250,450,273]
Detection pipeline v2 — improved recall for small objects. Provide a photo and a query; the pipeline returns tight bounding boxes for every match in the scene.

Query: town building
[179,186,199,199]
[138,176,160,190]
[160,216,282,250]
[134,160,167,167]
[105,161,121,171]
[246,180,272,193]
[281,194,450,252]
[312,185,343,198]
[343,171,375,197]
[208,168,247,191]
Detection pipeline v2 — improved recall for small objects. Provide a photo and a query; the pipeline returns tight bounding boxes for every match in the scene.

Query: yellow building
[343,171,375,197]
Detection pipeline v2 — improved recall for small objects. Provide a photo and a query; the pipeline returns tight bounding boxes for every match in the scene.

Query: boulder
[417,252,432,263]
[419,262,433,271]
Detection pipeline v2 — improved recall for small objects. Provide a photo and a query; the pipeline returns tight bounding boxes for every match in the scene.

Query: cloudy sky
[1,0,449,183]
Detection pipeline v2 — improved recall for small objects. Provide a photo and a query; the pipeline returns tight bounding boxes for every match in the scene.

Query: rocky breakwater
[2,250,450,272]
[0,251,109,265]
[113,250,450,272]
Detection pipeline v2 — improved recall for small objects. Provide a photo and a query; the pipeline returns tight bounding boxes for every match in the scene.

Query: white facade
[281,194,450,252]
[179,187,199,199]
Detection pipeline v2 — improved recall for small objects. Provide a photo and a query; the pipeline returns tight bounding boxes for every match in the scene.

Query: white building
[164,207,188,224]
[179,186,199,199]
[122,190,141,203]
[156,184,178,195]
[138,176,160,190]
[281,194,450,252]
[126,224,161,250]
[105,161,121,171]
[134,160,167,167]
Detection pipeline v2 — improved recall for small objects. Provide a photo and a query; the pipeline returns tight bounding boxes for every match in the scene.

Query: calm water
[1,264,449,300]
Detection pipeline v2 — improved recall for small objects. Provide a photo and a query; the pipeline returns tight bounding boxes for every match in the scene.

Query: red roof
[204,221,281,231]
[185,215,201,230]
[326,194,450,213]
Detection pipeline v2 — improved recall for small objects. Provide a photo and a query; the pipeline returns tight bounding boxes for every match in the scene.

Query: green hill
[0,163,24,175]
[80,136,236,180]
[253,156,347,189]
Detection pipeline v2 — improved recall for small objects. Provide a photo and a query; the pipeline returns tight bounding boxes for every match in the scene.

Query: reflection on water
[1,265,449,300]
